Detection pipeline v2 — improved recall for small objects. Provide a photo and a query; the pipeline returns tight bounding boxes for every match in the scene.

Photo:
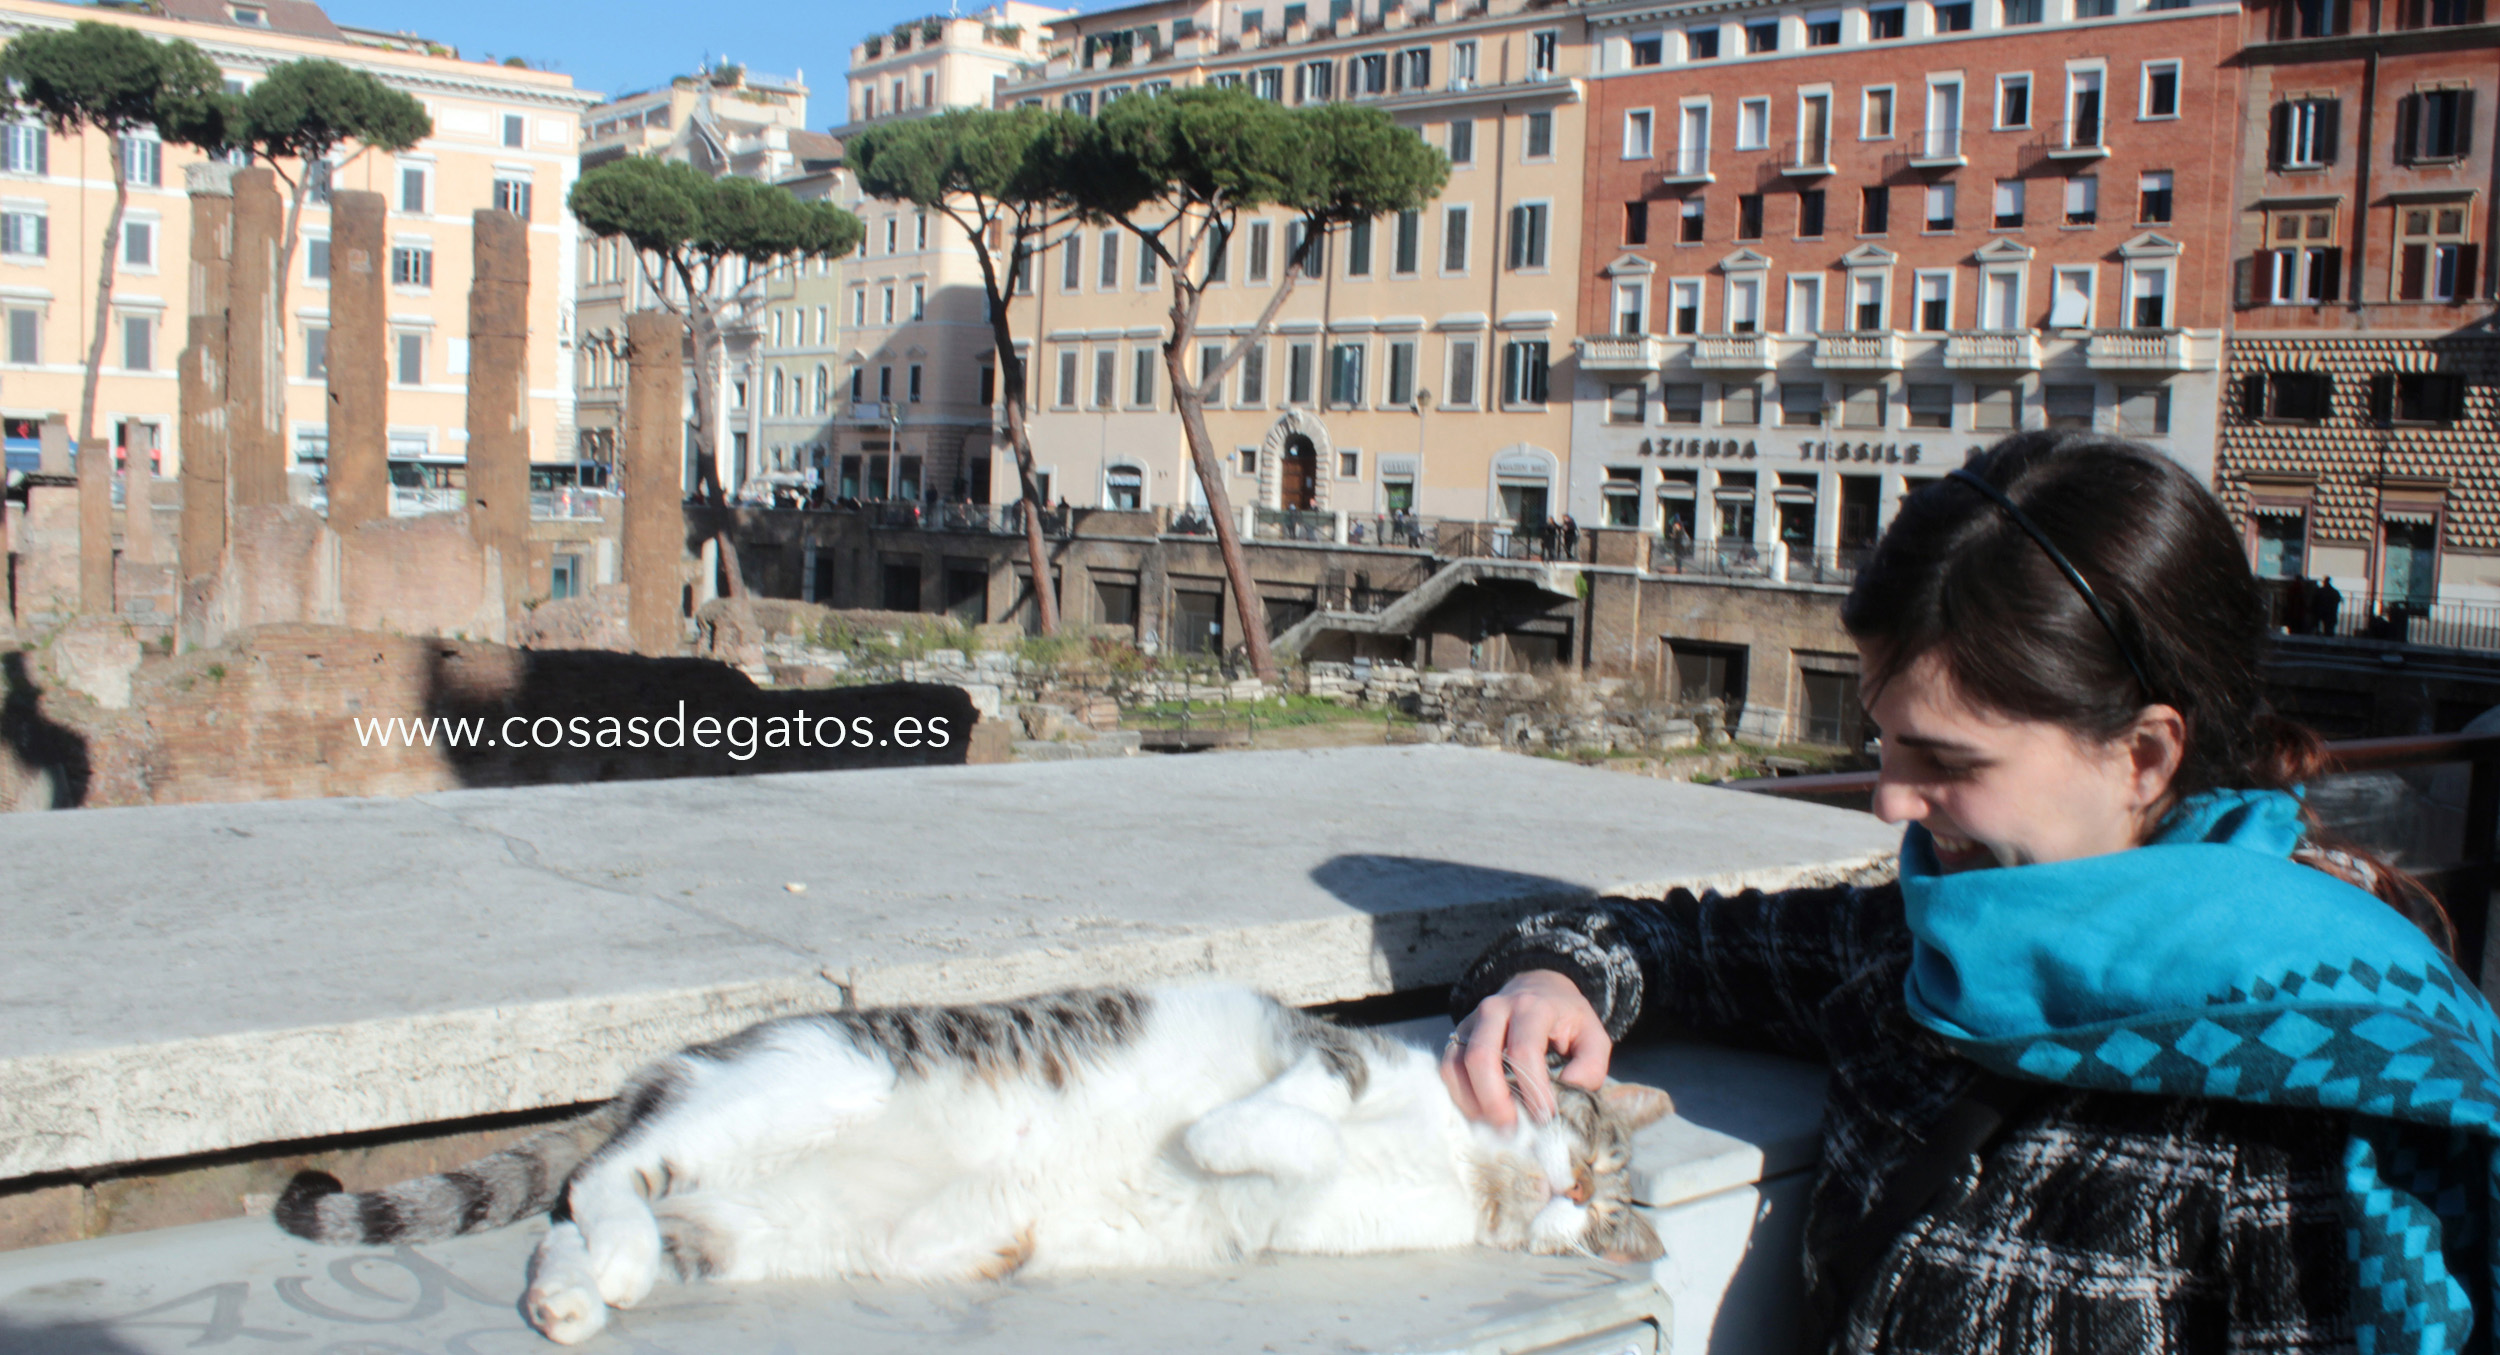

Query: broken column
[624,310,687,657]
[227,167,284,507]
[122,423,159,565]
[179,162,233,648]
[464,209,530,615]
[77,407,110,613]
[325,190,388,534]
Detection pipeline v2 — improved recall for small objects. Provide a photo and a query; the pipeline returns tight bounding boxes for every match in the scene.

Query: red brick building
[1567,0,2247,574]
[2216,0,2500,626]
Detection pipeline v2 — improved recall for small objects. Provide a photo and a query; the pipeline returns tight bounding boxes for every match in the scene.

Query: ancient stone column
[227,168,285,507]
[36,412,67,474]
[625,310,687,657]
[179,162,233,648]
[465,209,530,611]
[325,190,388,534]
[77,410,110,613]
[123,423,159,566]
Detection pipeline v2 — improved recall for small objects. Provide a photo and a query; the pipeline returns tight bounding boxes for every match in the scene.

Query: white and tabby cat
[275,982,1672,1345]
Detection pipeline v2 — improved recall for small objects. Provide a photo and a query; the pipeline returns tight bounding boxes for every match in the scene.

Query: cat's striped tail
[274,1099,632,1245]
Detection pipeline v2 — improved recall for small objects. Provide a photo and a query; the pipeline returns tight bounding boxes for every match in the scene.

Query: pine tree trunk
[76,141,131,614]
[1163,293,1274,682]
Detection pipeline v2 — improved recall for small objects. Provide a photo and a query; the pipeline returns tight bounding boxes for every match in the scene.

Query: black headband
[1947,468,2158,701]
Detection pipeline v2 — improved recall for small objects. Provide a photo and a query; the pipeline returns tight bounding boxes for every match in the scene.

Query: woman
[1443,432,2496,1353]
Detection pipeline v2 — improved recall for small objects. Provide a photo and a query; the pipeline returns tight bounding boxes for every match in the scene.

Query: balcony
[2085,328,2194,371]
[1691,332,1776,369]
[1811,332,1904,370]
[1655,145,1712,185]
[2045,115,2107,160]
[1942,330,2044,370]
[1780,136,1834,177]
[1906,126,1965,168]
[1575,334,1680,372]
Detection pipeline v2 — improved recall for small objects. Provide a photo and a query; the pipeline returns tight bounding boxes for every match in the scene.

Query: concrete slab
[0,1027,1830,1355]
[0,746,1893,1177]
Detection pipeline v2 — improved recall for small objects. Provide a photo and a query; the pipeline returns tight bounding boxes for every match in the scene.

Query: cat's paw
[588,1214,664,1309]
[1185,1103,1341,1180]
[524,1279,609,1346]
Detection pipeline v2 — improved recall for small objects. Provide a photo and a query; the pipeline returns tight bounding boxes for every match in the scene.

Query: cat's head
[1470,1080,1674,1264]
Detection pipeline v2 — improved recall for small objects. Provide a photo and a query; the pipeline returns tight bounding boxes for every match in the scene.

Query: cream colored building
[573,64,826,490]
[0,0,593,492]
[1000,0,1591,535]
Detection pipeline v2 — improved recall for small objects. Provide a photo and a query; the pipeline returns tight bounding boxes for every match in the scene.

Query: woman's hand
[1439,970,1613,1129]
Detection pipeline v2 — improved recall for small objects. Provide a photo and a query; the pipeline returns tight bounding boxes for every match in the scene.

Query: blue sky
[318,0,1003,114]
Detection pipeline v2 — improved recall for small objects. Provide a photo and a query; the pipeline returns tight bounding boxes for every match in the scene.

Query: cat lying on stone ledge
[273,982,1674,1345]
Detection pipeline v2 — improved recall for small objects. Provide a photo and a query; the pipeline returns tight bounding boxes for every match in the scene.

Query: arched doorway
[1280,434,1318,510]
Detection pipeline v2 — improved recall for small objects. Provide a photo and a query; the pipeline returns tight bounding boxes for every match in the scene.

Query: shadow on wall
[0,1316,153,1355]
[423,644,978,788]
[2,649,88,808]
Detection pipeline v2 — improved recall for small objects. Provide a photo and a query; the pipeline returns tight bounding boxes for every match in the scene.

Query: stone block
[47,619,142,709]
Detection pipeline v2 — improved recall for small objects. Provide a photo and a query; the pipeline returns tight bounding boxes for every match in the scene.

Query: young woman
[1443,432,2498,1354]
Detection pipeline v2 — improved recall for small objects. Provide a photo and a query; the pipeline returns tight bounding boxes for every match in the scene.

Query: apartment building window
[1849,274,1884,330]
[1915,271,1951,329]
[1447,119,1475,165]
[2003,0,2043,23]
[1252,67,1284,101]
[399,165,428,213]
[882,287,896,323]
[1282,220,1315,278]
[1139,239,1158,287]
[1445,337,1479,406]
[1738,194,1764,240]
[1625,109,1655,159]
[1603,467,1643,524]
[2064,176,2098,225]
[3,122,45,175]
[1239,344,1266,404]
[851,288,867,326]
[2245,370,2333,422]
[2396,206,2476,302]
[1997,75,2031,130]
[2044,384,2094,430]
[2130,266,2172,326]
[1629,33,1665,66]
[1197,342,1227,402]
[2049,266,2095,325]
[492,176,533,218]
[1327,341,1365,406]
[2283,0,2351,39]
[1870,5,1907,37]
[917,213,929,250]
[1245,221,1272,282]
[1063,90,1093,116]
[1100,229,1120,288]
[2118,386,2170,435]
[1092,349,1117,408]
[1625,202,1649,245]
[884,218,899,254]
[2375,371,2467,425]
[1525,111,1554,159]
[2136,171,2174,225]
[120,313,152,371]
[1907,383,1953,428]
[501,113,526,149]
[2142,62,2181,119]
[1353,53,1389,96]
[395,331,424,385]
[1791,189,1823,239]
[1616,281,1647,334]
[2397,88,2476,163]
[1737,98,1770,149]
[1062,233,1083,291]
[1295,59,1334,103]
[1386,340,1418,405]
[2266,210,2341,303]
[120,135,160,187]
[1287,342,1317,403]
[1806,9,1842,44]
[1663,383,1704,423]
[1727,275,1763,331]
[2402,0,2487,24]
[1532,30,1559,74]
[1935,1,1974,30]
[1862,185,1890,234]
[1785,275,1824,335]
[1393,209,1421,273]
[911,283,926,319]
[1723,383,1762,424]
[1780,382,1825,425]
[1686,25,1721,58]
[1397,47,1432,86]
[1347,217,1373,276]
[1993,180,2025,229]
[1745,20,1779,53]
[852,367,867,403]
[1056,349,1079,406]
[1972,383,2019,431]
[1131,348,1156,406]
[390,245,432,287]
[123,219,153,267]
[1864,87,1895,139]
[303,325,327,379]
[2271,99,2339,168]
[1506,202,1548,270]
[1980,269,2023,329]
[1451,39,1479,84]
[1681,197,1706,243]
[1671,279,1702,333]
[1840,382,1886,428]
[1500,340,1550,405]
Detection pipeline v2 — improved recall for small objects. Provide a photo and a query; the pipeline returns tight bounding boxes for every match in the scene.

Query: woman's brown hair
[1842,431,2452,952]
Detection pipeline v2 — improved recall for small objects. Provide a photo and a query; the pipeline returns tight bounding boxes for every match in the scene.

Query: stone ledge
[0,746,1897,1181]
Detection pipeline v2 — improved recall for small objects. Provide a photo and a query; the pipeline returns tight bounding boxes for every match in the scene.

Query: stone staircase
[1273,557,1581,657]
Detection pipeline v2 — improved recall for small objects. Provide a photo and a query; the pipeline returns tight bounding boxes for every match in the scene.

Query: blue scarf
[1901,789,2500,1355]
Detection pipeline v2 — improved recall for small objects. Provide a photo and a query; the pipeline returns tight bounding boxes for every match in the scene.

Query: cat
[274,982,1673,1345]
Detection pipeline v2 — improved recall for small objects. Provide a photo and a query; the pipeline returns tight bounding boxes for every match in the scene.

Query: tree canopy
[568,157,862,272]
[847,105,1085,216]
[0,19,227,146]
[229,58,431,172]
[1069,86,1446,232]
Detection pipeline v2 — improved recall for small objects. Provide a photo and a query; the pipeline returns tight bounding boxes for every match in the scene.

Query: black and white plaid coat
[1451,882,2366,1355]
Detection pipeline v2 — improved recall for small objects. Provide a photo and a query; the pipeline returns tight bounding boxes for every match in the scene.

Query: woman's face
[1861,647,2182,873]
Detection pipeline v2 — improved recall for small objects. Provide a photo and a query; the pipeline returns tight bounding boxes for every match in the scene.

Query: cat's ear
[1600,1082,1675,1130]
